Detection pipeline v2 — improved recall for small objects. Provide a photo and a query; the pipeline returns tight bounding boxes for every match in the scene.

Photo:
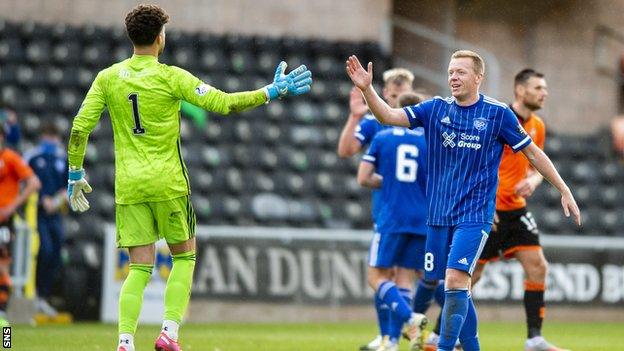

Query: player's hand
[349,87,368,119]
[561,190,581,226]
[264,61,312,101]
[514,177,537,198]
[67,168,92,213]
[346,55,373,91]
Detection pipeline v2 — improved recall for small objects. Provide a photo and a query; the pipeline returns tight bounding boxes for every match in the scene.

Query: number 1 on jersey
[128,93,146,135]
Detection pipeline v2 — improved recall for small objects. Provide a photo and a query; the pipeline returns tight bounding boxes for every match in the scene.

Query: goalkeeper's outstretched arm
[173,61,312,115]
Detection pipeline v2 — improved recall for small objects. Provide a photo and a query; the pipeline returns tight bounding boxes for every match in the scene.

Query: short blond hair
[451,50,485,75]
[383,68,414,87]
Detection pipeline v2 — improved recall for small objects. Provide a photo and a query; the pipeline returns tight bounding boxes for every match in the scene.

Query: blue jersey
[363,127,428,235]
[26,143,68,205]
[403,94,532,226]
[355,113,390,222]
[355,113,388,145]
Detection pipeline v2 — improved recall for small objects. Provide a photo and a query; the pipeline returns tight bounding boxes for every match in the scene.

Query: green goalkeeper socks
[164,251,196,323]
[118,263,153,334]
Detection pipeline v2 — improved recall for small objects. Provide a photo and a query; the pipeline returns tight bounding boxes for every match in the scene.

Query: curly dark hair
[125,4,170,46]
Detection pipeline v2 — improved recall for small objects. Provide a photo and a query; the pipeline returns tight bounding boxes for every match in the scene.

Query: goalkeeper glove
[68,168,92,212]
[264,61,312,101]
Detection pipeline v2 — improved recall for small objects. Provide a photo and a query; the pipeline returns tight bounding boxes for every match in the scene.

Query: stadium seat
[256,172,278,193]
[112,44,133,63]
[15,65,43,87]
[53,41,82,66]
[285,148,311,172]
[21,112,40,138]
[322,127,340,149]
[80,24,108,44]
[0,64,17,85]
[0,39,24,63]
[225,168,245,194]
[287,199,318,224]
[290,126,324,147]
[540,208,565,235]
[600,185,623,209]
[233,120,254,144]
[0,20,20,40]
[570,161,598,184]
[82,43,110,68]
[20,21,50,41]
[599,161,624,184]
[56,88,79,115]
[200,49,229,72]
[192,194,213,221]
[77,67,96,89]
[251,193,289,222]
[51,23,81,42]
[598,210,619,236]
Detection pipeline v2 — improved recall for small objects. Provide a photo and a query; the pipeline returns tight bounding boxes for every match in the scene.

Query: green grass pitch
[13,321,624,350]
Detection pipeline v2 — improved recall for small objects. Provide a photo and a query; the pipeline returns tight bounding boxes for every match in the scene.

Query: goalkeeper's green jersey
[69,54,266,204]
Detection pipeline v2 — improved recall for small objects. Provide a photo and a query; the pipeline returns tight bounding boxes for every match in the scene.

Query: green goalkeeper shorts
[115,195,196,248]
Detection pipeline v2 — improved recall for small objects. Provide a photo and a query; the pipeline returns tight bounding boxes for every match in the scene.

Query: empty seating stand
[2,19,621,236]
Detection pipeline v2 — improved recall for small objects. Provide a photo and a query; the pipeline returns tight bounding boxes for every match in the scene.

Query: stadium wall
[393,0,624,134]
[102,225,624,324]
[0,0,391,42]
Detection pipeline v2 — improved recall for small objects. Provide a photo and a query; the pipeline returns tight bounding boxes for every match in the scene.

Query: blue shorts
[368,232,427,270]
[424,223,491,281]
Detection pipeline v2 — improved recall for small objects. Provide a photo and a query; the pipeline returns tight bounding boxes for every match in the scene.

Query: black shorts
[478,207,540,263]
[0,217,14,262]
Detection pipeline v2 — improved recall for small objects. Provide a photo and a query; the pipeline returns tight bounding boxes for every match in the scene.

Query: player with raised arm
[338,69,414,158]
[337,70,445,351]
[359,92,428,351]
[66,5,311,351]
[346,51,580,351]
[471,69,569,351]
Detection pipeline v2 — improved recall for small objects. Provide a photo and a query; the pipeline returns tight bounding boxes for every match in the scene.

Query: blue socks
[413,279,438,313]
[378,281,413,323]
[387,288,413,343]
[458,294,479,351]
[438,289,470,351]
[374,292,390,337]
[434,281,446,306]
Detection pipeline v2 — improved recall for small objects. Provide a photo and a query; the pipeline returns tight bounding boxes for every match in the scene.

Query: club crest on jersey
[473,117,487,131]
[195,84,210,96]
[119,69,130,79]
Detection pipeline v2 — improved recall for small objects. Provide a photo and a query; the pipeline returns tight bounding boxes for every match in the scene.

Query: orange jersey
[0,148,34,207]
[496,112,546,211]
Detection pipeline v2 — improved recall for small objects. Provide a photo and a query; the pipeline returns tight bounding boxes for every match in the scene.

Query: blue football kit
[403,93,532,351]
[362,127,428,270]
[403,94,532,279]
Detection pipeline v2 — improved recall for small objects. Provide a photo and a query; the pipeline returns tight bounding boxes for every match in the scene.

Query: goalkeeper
[67,4,312,351]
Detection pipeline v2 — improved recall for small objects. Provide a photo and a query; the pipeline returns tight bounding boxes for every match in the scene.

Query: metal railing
[10,221,31,298]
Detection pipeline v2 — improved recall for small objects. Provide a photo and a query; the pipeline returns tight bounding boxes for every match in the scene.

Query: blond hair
[451,50,485,75]
[383,68,414,87]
